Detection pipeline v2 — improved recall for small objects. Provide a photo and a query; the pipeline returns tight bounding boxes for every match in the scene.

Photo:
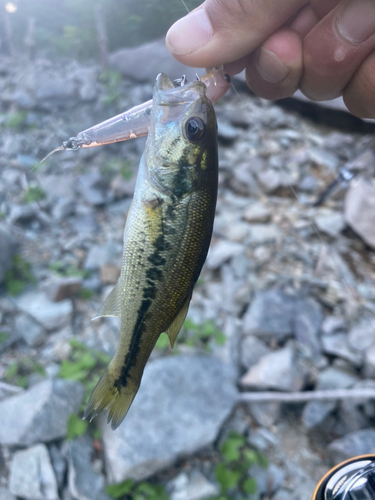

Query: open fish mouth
[155,73,175,92]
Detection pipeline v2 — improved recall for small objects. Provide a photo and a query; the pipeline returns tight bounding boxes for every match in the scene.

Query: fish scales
[84,73,218,429]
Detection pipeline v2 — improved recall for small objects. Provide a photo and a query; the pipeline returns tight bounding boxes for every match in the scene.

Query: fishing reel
[312,455,375,499]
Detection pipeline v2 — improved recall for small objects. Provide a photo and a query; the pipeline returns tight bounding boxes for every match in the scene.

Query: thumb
[166,0,306,68]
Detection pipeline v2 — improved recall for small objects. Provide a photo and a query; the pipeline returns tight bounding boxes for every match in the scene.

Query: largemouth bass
[83,73,218,429]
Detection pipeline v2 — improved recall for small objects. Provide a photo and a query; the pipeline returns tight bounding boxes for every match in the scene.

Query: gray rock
[240,335,270,370]
[248,428,280,452]
[293,298,323,356]
[84,242,120,271]
[49,444,67,491]
[15,313,47,347]
[109,38,198,83]
[315,210,345,238]
[217,120,239,142]
[321,316,346,335]
[52,199,76,220]
[321,334,362,367]
[9,444,58,500]
[242,202,271,223]
[0,379,84,446]
[364,344,375,378]
[78,172,108,206]
[110,174,136,199]
[0,382,23,401]
[0,227,14,283]
[16,291,73,331]
[345,176,375,248]
[249,463,285,496]
[0,488,16,500]
[298,175,319,192]
[102,355,238,482]
[348,318,375,351]
[308,148,340,171]
[302,401,336,430]
[317,367,359,390]
[247,224,281,245]
[354,380,375,419]
[328,429,375,463]
[73,66,98,101]
[246,401,281,428]
[43,276,82,302]
[68,436,110,500]
[335,399,370,436]
[35,75,77,109]
[240,347,303,391]
[169,471,219,500]
[256,169,283,194]
[206,240,244,269]
[243,290,296,340]
[229,163,259,196]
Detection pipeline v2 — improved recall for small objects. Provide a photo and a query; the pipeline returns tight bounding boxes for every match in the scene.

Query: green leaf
[67,413,88,440]
[221,433,246,462]
[6,278,25,296]
[243,449,259,467]
[213,331,226,346]
[215,463,240,492]
[155,332,170,350]
[183,318,198,331]
[23,186,45,204]
[59,360,89,381]
[257,451,269,469]
[242,477,257,495]
[5,362,19,379]
[106,479,134,499]
[0,332,9,343]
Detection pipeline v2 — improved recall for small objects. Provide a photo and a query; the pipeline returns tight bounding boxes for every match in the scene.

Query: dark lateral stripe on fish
[114,230,168,389]
[114,297,151,390]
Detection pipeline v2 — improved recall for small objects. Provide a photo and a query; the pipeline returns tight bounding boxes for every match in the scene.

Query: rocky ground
[1,46,375,500]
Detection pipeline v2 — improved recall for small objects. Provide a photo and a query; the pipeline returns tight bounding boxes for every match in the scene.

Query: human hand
[166,0,375,119]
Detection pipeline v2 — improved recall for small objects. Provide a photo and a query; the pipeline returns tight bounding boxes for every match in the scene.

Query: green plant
[101,158,133,180]
[5,111,28,130]
[78,287,94,300]
[67,412,88,440]
[182,319,226,351]
[155,319,226,353]
[211,432,268,499]
[4,358,46,389]
[23,186,46,204]
[59,339,111,404]
[49,261,90,279]
[4,255,37,296]
[107,479,168,500]
[100,69,122,107]
[0,332,9,343]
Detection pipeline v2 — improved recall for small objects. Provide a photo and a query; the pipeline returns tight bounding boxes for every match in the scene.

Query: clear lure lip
[59,67,231,152]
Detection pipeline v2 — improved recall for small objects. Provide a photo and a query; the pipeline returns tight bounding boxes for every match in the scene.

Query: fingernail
[337,0,375,44]
[256,48,290,84]
[166,8,213,55]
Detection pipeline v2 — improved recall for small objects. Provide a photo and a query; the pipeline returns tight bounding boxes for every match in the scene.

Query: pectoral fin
[92,280,122,319]
[165,295,191,348]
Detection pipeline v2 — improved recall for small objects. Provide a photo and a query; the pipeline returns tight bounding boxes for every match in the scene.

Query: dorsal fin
[165,295,191,348]
[92,280,122,319]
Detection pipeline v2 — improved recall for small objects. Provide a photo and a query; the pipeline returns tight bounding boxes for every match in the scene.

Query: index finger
[166,0,307,68]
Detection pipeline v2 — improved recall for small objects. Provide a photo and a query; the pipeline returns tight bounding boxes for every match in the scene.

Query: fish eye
[185,117,205,141]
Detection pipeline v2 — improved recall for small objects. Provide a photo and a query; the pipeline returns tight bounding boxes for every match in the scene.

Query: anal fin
[92,280,122,320]
[165,295,191,348]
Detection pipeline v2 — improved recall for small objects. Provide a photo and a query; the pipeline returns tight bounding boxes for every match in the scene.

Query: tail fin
[83,368,139,430]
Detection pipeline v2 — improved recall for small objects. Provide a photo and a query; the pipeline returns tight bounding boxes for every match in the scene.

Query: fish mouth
[155,73,174,92]
[154,73,207,108]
